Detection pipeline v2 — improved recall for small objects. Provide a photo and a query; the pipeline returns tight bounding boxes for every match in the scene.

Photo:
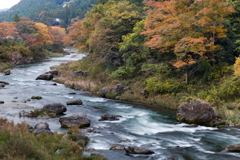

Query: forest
[0,16,66,66]
[60,0,240,124]
[0,0,96,27]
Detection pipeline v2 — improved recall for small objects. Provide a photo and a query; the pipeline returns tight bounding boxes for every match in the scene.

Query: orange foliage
[0,22,18,43]
[143,0,234,63]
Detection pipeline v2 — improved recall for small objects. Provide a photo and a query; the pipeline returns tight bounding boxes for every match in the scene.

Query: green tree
[13,14,20,22]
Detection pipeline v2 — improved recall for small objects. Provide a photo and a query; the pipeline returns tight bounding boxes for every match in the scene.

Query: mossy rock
[31,96,42,100]
[176,100,216,126]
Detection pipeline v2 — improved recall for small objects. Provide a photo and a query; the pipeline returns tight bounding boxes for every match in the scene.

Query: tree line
[65,0,240,88]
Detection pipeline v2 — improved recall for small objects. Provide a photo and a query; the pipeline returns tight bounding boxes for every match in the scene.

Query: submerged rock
[59,113,91,128]
[98,114,122,121]
[176,100,216,126]
[125,146,154,154]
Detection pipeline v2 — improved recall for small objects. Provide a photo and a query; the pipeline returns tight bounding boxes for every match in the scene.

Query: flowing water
[1,50,240,160]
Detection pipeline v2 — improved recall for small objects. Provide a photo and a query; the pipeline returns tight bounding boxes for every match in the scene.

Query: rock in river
[66,99,83,105]
[223,143,240,152]
[98,114,122,121]
[59,113,91,128]
[176,100,216,126]
[36,74,53,80]
[125,146,154,154]
[43,103,66,115]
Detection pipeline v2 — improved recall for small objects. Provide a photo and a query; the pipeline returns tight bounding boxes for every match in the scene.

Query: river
[0,50,240,160]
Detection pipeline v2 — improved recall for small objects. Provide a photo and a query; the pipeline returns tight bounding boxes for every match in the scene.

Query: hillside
[0,0,96,26]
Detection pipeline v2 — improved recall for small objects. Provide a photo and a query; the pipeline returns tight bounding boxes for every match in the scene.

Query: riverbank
[0,62,13,72]
[52,54,240,126]
[0,118,106,160]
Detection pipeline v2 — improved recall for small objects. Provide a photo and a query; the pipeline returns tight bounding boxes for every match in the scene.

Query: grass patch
[48,52,64,58]
[0,62,13,72]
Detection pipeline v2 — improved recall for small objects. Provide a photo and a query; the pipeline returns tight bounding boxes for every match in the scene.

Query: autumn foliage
[0,17,66,60]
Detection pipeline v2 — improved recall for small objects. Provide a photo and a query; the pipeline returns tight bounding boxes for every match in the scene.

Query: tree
[13,14,20,22]
[142,0,234,84]
[0,22,18,44]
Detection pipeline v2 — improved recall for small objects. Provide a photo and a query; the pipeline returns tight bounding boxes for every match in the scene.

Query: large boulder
[223,143,240,152]
[43,103,67,115]
[98,114,122,121]
[125,146,154,154]
[36,74,53,80]
[59,113,91,128]
[30,122,53,137]
[176,100,216,126]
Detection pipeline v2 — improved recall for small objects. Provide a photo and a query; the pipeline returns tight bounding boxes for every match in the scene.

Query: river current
[1,50,240,160]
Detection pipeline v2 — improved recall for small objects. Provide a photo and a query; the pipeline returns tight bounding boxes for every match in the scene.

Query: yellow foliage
[234,57,240,76]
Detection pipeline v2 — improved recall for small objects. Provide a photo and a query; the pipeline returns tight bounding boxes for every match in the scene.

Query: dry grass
[0,62,13,72]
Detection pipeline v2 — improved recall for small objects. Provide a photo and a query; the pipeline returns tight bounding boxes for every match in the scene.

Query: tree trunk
[186,65,189,85]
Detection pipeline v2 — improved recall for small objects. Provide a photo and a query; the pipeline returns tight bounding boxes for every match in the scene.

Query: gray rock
[21,99,30,103]
[98,114,122,121]
[110,144,125,150]
[110,84,124,94]
[3,69,11,75]
[223,143,240,152]
[36,74,53,80]
[43,103,66,115]
[46,70,58,76]
[119,139,131,143]
[176,100,216,126]
[125,146,154,154]
[31,122,53,137]
[59,113,91,128]
[66,99,83,105]
[183,124,198,128]
[70,70,88,77]
[56,149,64,154]
[97,87,109,97]
[0,81,9,85]
[19,110,30,117]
